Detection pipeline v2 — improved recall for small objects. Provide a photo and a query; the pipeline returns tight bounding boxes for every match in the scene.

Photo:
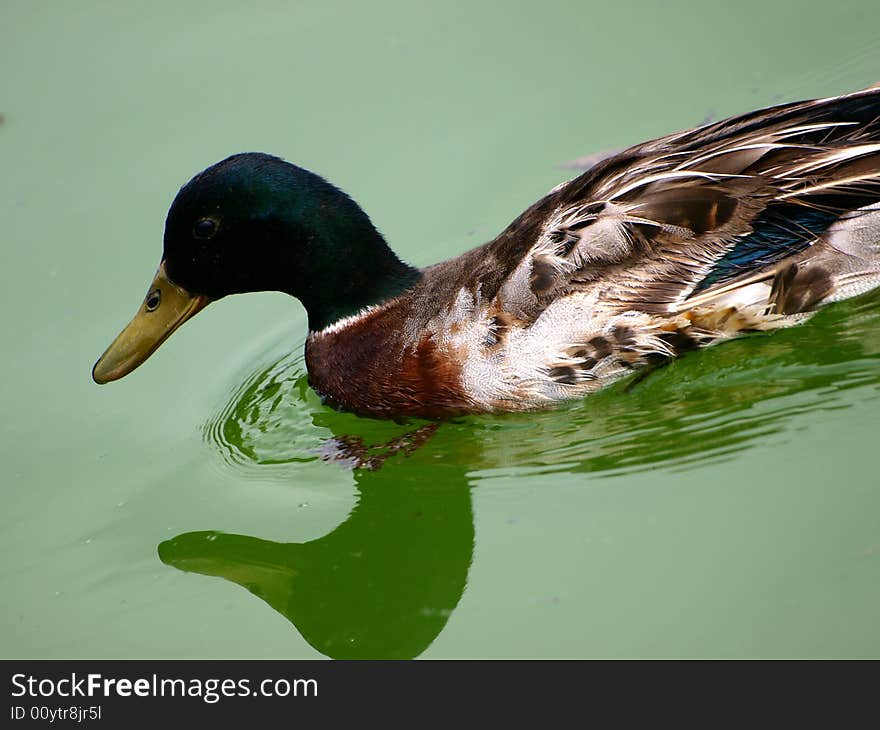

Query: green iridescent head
[93,153,418,384]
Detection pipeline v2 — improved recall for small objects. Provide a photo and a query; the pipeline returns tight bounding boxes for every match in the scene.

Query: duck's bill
[92,262,210,384]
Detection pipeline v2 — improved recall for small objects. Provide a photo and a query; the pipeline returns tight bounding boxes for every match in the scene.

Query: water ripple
[204,294,880,480]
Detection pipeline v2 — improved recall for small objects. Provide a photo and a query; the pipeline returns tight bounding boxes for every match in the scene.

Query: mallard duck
[93,86,880,418]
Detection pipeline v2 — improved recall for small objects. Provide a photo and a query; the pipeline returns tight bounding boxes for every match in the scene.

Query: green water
[3,1,880,658]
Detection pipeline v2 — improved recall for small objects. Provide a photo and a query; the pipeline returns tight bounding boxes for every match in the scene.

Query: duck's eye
[193,218,218,239]
[145,289,161,311]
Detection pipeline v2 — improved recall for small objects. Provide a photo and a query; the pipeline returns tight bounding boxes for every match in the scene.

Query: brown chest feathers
[305,303,475,419]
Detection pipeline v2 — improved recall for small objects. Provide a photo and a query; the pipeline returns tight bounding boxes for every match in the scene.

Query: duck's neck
[301,247,420,332]
[291,224,420,333]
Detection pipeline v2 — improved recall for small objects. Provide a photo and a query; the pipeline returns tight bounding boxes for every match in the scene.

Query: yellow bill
[92,262,210,384]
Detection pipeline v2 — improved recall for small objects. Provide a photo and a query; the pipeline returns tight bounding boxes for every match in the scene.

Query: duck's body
[95,86,880,418]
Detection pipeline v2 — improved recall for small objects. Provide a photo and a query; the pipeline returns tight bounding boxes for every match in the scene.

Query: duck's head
[92,153,418,384]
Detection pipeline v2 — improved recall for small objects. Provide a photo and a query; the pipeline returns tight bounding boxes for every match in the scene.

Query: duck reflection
[159,293,880,658]
[159,421,473,660]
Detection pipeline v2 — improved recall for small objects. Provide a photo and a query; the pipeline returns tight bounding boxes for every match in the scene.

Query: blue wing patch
[690,204,839,295]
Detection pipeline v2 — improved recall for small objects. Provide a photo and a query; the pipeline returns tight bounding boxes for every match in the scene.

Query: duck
[93,85,880,419]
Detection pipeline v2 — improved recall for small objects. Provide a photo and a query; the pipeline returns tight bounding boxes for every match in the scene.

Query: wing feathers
[504,86,880,318]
